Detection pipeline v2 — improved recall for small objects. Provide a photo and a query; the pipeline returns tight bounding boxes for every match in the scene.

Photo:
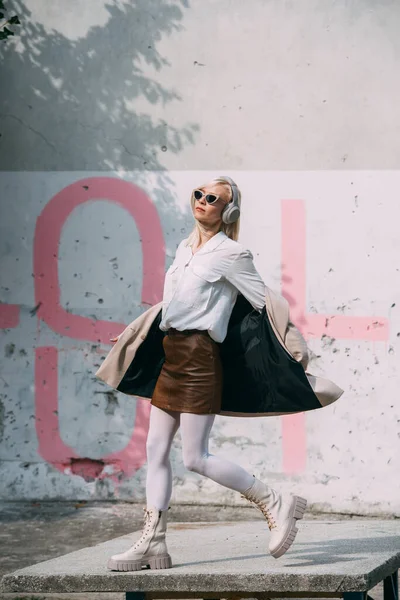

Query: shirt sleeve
[225,249,266,312]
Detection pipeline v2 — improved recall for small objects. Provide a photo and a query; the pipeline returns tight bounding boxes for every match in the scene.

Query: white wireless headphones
[220,176,241,224]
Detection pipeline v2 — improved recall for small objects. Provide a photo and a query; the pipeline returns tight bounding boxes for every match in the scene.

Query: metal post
[343,593,367,600]
[384,571,399,600]
[126,593,146,600]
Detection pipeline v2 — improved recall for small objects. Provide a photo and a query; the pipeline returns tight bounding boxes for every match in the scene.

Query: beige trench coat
[95,286,344,417]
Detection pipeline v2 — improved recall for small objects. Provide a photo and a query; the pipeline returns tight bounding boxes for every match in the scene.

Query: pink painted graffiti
[280,199,389,474]
[33,177,165,481]
[35,346,150,481]
[0,303,20,328]
[0,182,390,482]
[34,177,164,343]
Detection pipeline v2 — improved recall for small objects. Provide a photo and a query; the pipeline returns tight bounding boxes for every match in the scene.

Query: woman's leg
[180,413,306,561]
[146,405,181,510]
[108,405,177,571]
[180,413,254,493]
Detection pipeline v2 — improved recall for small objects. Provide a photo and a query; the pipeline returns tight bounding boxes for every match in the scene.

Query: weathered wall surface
[0,0,399,514]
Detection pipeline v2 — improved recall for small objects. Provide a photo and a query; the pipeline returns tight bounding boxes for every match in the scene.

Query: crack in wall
[0,113,58,152]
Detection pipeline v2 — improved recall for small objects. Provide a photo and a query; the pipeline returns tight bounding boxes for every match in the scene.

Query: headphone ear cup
[218,176,240,224]
[222,203,240,224]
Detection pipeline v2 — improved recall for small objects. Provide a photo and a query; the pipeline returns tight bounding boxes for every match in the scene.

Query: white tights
[145,405,255,511]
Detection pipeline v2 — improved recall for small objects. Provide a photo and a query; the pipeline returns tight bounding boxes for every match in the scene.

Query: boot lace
[241,493,277,530]
[132,508,154,549]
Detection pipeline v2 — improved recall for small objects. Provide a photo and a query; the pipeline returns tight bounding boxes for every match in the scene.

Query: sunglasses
[193,189,221,205]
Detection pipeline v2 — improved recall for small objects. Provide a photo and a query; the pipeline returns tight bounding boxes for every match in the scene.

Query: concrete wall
[0,0,399,515]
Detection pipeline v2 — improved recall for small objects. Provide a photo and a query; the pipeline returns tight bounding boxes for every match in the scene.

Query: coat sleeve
[284,320,310,370]
[225,249,266,312]
[265,287,310,371]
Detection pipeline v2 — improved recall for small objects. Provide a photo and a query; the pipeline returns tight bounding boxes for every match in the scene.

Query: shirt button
[141,334,147,340]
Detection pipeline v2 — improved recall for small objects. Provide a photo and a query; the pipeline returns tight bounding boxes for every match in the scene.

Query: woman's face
[192,181,231,228]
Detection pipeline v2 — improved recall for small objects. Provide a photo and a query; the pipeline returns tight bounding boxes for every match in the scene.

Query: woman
[105,176,309,570]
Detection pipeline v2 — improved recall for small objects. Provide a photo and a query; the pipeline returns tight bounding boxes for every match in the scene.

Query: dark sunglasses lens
[206,194,218,204]
[194,190,203,200]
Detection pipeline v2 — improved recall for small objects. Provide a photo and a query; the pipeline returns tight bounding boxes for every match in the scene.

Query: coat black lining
[117,294,321,414]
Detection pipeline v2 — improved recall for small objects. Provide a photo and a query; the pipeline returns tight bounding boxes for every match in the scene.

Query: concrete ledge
[1,520,399,595]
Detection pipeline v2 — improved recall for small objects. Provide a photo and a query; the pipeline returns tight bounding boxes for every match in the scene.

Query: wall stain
[103,391,119,416]
[5,344,15,358]
[70,458,105,482]
[0,399,4,442]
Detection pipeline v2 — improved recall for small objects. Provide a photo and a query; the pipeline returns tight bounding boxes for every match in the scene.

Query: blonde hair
[186,176,241,247]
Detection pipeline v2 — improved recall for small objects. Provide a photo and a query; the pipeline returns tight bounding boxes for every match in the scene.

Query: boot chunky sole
[270,495,307,559]
[107,553,172,571]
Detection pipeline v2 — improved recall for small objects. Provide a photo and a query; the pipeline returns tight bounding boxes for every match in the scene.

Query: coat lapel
[95,301,162,389]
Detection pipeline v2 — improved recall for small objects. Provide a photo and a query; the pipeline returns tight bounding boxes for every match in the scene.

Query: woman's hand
[109,335,120,344]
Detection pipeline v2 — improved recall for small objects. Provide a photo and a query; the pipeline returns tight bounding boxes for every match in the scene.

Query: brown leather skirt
[151,329,223,414]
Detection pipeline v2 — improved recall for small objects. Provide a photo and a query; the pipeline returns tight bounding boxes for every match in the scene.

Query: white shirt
[159,231,266,343]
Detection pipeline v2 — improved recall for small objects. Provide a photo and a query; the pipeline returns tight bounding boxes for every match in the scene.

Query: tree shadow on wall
[0,1,201,488]
[0,0,199,263]
[0,0,198,173]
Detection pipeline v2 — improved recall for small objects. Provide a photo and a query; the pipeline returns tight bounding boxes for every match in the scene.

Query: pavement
[0,501,396,600]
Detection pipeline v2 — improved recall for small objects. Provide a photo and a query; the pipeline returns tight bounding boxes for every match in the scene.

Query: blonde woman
[105,176,310,570]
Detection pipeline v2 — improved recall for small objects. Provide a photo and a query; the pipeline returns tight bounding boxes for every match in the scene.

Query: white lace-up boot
[107,506,172,571]
[241,476,307,559]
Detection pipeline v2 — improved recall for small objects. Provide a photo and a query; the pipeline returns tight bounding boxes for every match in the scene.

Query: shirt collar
[188,230,228,255]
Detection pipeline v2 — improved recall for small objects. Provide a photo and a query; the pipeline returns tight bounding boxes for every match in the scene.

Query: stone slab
[1,520,399,595]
